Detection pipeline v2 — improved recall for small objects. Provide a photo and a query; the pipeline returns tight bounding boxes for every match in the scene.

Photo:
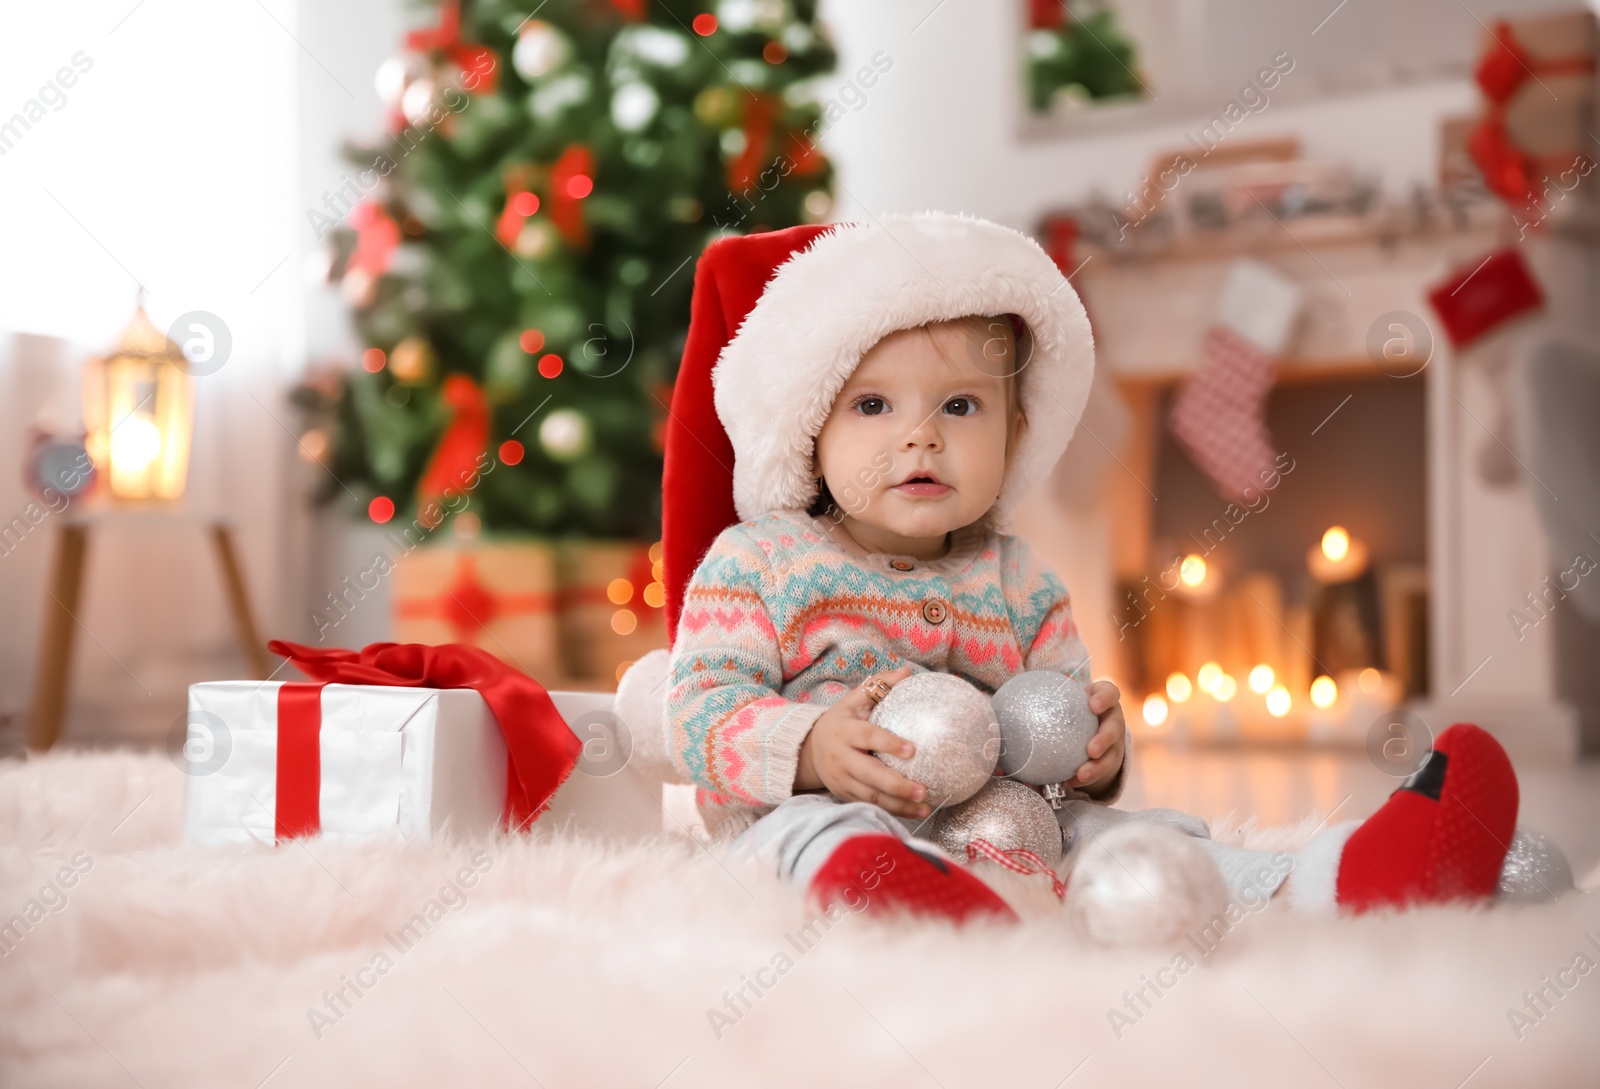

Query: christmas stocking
[1426,247,1544,488]
[807,834,1019,925]
[1168,260,1303,500]
[1286,723,1518,913]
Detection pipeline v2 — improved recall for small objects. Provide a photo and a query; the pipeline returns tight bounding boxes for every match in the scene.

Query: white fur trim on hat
[710,211,1096,532]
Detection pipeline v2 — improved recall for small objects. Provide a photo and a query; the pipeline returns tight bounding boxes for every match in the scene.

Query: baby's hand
[1045,679,1126,799]
[793,665,932,819]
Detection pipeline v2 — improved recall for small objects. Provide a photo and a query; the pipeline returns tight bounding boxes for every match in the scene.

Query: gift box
[181,641,664,847]
[393,540,561,676]
[182,682,509,846]
[557,539,669,683]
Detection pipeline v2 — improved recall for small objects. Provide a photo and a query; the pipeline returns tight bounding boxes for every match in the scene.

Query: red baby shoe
[1335,722,1519,913]
[806,834,1019,925]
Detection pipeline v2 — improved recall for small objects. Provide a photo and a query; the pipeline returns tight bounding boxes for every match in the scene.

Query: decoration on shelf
[1168,259,1302,501]
[1426,247,1543,487]
[1467,11,1598,213]
[869,673,1000,808]
[933,778,1064,867]
[81,298,194,501]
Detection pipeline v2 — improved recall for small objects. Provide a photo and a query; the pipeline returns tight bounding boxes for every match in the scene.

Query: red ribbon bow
[266,639,582,841]
[965,838,1069,901]
[1468,20,1598,211]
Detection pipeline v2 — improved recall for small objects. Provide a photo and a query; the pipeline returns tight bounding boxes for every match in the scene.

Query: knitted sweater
[666,507,1127,841]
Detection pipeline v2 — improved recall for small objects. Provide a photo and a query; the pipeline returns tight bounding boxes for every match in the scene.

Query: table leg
[211,524,272,680]
[27,524,89,751]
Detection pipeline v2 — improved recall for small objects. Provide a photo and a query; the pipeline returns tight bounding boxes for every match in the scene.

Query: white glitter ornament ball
[870,672,1000,807]
[1496,825,1576,903]
[1064,822,1230,947]
[993,670,1098,785]
[932,778,1063,867]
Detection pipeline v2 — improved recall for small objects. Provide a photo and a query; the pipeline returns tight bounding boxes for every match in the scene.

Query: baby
[663,212,1520,926]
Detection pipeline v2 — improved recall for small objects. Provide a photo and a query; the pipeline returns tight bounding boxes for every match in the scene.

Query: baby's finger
[844,754,928,814]
[1088,678,1121,715]
[1073,740,1122,785]
[1085,717,1118,759]
[847,748,927,802]
[841,767,929,818]
[838,664,915,716]
[850,718,916,760]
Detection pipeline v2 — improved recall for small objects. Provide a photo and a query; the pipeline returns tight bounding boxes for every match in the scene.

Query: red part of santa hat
[661,212,1096,644]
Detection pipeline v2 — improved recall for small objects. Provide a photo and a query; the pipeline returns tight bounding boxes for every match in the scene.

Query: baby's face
[812,318,1024,544]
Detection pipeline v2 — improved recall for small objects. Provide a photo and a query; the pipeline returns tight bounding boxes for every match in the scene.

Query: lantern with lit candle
[82,301,194,501]
[1306,523,1384,677]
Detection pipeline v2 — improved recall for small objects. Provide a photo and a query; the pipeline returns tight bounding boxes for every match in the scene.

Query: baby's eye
[944,397,978,417]
[856,396,887,416]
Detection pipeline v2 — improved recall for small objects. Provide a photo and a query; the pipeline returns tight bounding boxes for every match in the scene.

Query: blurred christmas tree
[1024,1,1144,114]
[297,0,836,540]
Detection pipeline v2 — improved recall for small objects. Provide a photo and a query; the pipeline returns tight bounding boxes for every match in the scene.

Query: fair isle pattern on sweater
[667,507,1109,841]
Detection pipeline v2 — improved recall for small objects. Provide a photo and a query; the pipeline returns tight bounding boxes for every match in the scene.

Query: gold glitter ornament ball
[993,670,1097,785]
[870,672,1000,807]
[932,778,1063,867]
[1496,825,1575,903]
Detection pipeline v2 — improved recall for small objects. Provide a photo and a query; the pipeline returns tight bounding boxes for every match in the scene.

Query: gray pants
[728,792,1292,903]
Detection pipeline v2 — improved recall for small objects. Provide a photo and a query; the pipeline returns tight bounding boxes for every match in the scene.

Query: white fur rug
[2,751,1597,1089]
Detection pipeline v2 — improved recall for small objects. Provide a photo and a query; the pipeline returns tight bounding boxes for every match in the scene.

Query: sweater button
[889,558,915,571]
[922,598,948,624]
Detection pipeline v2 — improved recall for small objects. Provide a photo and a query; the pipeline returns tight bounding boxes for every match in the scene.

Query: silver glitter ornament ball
[932,778,1064,867]
[1065,822,1231,947]
[1497,825,1576,903]
[993,670,1098,786]
[870,672,1000,807]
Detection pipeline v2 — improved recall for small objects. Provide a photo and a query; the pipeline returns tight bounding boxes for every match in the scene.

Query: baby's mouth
[892,474,951,498]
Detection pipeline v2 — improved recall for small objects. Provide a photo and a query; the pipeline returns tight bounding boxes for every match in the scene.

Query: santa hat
[659,211,1096,646]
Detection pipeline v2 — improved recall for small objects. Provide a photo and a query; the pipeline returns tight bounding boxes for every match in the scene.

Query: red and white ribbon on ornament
[965,838,1069,901]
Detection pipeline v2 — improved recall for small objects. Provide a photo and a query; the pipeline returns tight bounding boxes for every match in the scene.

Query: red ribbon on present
[395,552,559,639]
[266,640,583,841]
[965,838,1069,901]
[555,544,656,609]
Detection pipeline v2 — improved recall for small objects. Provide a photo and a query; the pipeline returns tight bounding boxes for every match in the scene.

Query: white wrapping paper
[181,682,507,846]
[181,682,666,846]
